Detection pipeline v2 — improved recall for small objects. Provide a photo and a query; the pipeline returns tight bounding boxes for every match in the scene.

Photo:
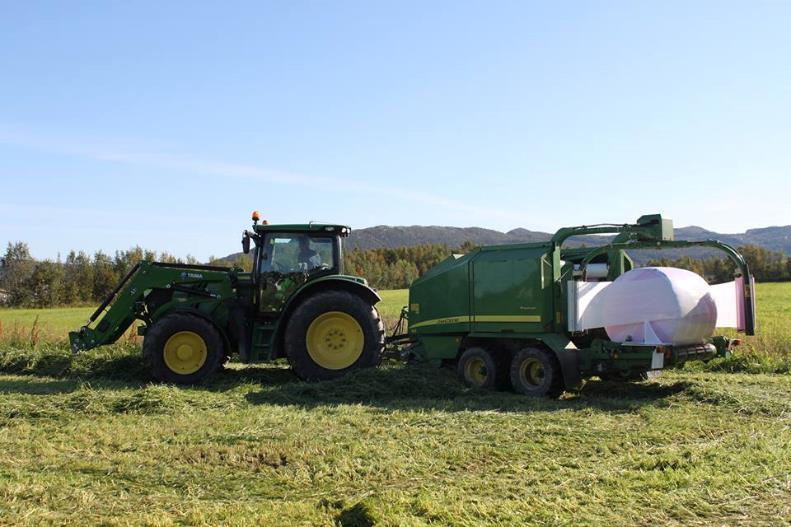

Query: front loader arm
[69,261,232,352]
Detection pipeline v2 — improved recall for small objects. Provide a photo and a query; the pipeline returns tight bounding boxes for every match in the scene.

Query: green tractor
[69,213,385,383]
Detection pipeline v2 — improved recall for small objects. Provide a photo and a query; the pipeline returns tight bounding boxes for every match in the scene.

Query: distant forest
[0,241,788,308]
[343,243,791,288]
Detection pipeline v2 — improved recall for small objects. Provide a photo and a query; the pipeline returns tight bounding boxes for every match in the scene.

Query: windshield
[262,234,336,274]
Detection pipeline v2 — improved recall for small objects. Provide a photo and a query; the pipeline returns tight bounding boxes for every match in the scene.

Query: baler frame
[403,214,757,395]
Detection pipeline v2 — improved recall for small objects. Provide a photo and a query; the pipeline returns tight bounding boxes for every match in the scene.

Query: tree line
[646,245,791,283]
[343,242,477,290]
[0,242,208,308]
[346,242,791,289]
[1,241,788,308]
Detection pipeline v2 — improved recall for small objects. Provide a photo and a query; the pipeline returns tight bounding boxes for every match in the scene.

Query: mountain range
[345,224,791,255]
[220,224,789,264]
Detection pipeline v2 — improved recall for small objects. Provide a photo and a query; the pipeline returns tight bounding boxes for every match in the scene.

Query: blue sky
[1,1,790,261]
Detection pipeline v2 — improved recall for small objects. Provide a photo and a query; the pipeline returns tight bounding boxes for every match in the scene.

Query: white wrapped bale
[601,267,717,345]
[569,267,720,346]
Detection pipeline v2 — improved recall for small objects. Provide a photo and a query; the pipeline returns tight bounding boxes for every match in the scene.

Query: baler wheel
[510,347,563,397]
[284,290,384,381]
[143,313,223,384]
[457,348,503,390]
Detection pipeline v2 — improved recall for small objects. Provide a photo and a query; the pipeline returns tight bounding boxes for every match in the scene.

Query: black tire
[143,313,223,384]
[457,347,510,390]
[284,290,384,381]
[457,348,495,390]
[510,347,563,397]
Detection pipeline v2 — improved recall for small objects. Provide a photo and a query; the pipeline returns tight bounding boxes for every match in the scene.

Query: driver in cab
[297,236,322,271]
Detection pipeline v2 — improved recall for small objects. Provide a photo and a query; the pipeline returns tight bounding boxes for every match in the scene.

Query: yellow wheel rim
[465,357,488,386]
[520,358,545,387]
[163,331,208,375]
[306,311,364,370]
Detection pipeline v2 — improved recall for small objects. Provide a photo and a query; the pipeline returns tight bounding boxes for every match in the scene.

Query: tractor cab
[241,214,352,313]
[233,213,381,375]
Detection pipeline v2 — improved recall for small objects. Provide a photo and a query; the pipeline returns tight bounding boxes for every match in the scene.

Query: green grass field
[0,284,789,525]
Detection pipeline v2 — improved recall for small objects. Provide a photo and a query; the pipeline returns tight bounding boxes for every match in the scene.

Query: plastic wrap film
[567,267,741,346]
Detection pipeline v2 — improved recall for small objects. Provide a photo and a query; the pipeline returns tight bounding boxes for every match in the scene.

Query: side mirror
[241,232,251,254]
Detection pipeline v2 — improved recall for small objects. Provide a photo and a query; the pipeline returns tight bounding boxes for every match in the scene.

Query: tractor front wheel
[284,291,384,381]
[143,313,224,384]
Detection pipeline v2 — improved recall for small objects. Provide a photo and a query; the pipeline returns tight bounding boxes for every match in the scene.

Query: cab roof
[253,223,351,236]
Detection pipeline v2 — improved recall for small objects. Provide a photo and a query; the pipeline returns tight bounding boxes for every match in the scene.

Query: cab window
[262,234,336,273]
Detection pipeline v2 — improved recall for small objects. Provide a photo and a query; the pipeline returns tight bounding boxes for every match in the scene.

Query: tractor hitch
[383,306,414,358]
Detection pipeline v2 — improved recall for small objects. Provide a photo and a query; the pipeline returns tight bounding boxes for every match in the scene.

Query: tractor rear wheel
[144,313,223,384]
[510,347,563,397]
[457,347,505,390]
[284,291,384,381]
